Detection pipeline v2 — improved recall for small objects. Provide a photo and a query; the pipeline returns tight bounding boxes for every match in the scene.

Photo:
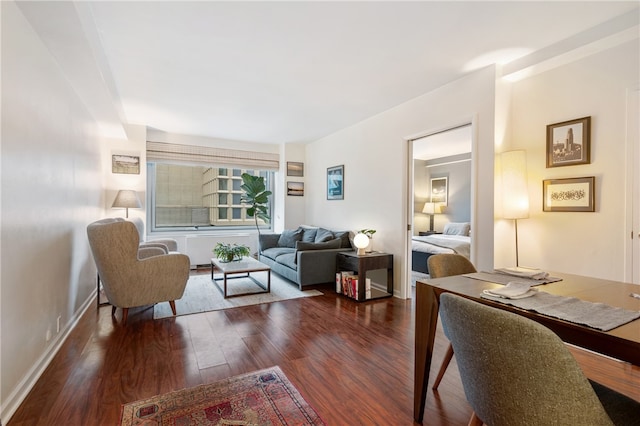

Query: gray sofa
[258,226,354,289]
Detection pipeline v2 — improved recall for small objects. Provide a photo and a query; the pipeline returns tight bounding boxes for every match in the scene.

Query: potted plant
[240,172,272,241]
[359,229,376,239]
[358,228,376,253]
[213,242,250,262]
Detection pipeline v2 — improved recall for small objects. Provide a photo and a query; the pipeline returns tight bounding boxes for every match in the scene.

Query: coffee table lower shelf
[211,257,271,298]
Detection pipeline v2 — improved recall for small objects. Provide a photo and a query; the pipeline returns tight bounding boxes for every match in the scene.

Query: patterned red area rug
[120,366,325,425]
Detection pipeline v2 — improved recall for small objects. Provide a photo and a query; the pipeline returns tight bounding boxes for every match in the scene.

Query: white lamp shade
[422,202,435,215]
[353,233,369,255]
[501,150,529,219]
[112,190,142,209]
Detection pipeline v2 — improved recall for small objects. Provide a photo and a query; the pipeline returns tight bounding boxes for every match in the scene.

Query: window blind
[146,141,279,171]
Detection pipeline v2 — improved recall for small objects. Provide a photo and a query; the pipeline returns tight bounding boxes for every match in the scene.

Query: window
[147,163,273,231]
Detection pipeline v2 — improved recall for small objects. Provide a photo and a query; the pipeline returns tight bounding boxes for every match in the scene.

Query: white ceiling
[15,1,639,145]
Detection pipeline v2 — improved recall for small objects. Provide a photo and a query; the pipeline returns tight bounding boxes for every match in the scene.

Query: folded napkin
[483,281,538,299]
[495,267,549,280]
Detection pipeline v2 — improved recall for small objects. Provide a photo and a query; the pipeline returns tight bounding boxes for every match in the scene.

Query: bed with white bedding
[412,223,471,274]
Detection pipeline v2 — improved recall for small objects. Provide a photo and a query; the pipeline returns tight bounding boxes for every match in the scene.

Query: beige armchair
[87,218,190,323]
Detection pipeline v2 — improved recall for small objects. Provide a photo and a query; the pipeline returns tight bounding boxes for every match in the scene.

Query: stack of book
[336,271,371,300]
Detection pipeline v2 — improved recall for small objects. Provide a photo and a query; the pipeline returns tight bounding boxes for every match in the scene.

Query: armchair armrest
[138,246,167,259]
[148,238,178,252]
[140,242,169,253]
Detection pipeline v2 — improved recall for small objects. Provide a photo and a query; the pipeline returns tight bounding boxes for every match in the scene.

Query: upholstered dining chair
[427,253,477,390]
[87,218,190,324]
[439,293,640,426]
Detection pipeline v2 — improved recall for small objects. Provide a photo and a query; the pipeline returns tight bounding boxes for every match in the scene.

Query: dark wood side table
[336,251,393,301]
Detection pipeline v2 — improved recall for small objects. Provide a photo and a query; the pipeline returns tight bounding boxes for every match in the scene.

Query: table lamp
[353,233,369,255]
[422,202,440,231]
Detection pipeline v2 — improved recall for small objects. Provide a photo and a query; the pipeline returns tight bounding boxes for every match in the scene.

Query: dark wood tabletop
[413,272,640,423]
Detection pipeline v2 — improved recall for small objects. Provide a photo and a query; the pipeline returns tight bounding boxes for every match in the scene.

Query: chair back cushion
[427,254,476,278]
[128,217,145,241]
[439,293,613,426]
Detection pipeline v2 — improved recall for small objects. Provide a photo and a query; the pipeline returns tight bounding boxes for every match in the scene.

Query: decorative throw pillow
[314,228,335,243]
[277,228,304,248]
[443,222,471,236]
[294,238,342,263]
[299,226,318,242]
[295,238,341,251]
[333,231,353,248]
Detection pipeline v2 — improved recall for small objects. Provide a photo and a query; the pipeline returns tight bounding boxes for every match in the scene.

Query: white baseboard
[0,292,95,424]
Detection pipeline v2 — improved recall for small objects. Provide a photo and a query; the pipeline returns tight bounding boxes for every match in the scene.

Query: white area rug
[154,272,323,319]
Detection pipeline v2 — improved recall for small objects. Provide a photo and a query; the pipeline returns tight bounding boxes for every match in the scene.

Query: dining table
[413,271,640,423]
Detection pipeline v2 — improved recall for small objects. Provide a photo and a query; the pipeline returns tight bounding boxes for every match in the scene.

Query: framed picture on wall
[543,176,595,212]
[327,165,344,200]
[112,154,140,174]
[546,116,591,168]
[287,181,304,196]
[430,177,448,205]
[287,161,304,177]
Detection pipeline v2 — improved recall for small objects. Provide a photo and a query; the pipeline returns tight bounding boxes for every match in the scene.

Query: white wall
[103,124,147,221]
[413,158,472,234]
[496,39,639,280]
[282,143,306,230]
[1,2,104,420]
[305,66,498,298]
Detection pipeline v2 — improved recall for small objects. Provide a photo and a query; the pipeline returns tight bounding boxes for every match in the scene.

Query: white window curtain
[146,141,279,170]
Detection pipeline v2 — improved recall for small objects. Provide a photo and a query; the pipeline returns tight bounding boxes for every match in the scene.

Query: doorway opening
[408,124,473,290]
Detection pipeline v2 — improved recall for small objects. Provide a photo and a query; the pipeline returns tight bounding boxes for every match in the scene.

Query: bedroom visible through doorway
[410,124,473,286]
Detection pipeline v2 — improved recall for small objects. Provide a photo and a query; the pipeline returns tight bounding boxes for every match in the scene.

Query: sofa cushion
[333,231,353,248]
[294,238,342,264]
[299,226,318,242]
[315,228,335,243]
[275,252,297,271]
[278,228,303,248]
[261,247,295,261]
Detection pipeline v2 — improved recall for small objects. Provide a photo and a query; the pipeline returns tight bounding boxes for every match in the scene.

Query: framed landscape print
[546,116,591,168]
[327,165,344,200]
[287,181,304,196]
[287,161,304,177]
[112,154,140,174]
[430,177,448,205]
[543,176,595,212]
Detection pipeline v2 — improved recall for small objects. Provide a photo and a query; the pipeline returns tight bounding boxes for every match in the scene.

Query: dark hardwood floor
[7,269,639,425]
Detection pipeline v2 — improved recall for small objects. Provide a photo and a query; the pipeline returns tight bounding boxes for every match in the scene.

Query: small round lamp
[353,233,369,256]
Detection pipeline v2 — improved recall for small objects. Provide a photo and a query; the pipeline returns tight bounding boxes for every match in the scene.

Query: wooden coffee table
[211,256,271,298]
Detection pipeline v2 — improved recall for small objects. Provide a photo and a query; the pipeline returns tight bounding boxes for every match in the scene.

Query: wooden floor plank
[6,269,638,425]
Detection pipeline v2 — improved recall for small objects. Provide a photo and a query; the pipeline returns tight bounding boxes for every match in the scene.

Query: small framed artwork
[543,176,595,212]
[327,165,344,200]
[287,162,304,177]
[546,116,591,168]
[430,177,448,205]
[112,154,140,174]
[287,181,304,196]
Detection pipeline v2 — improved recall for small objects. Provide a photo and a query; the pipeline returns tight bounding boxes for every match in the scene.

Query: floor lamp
[501,150,529,267]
